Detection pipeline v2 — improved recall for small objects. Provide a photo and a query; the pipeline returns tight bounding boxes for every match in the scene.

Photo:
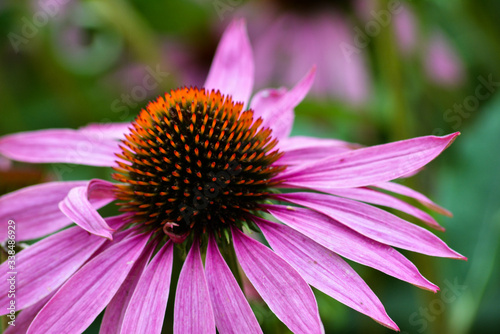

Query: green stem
[0,248,8,331]
[220,239,244,290]
[88,0,176,91]
[374,0,414,141]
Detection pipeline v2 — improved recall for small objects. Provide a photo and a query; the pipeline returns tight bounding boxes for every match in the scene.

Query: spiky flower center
[113,87,284,242]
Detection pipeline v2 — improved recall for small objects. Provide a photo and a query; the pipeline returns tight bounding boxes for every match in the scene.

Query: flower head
[111,86,286,246]
[0,19,464,333]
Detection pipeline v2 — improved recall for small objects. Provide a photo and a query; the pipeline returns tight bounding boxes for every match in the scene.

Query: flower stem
[374,0,415,141]
[0,249,8,331]
[221,240,244,290]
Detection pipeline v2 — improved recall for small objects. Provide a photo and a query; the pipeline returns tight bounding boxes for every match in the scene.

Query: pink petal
[374,181,452,216]
[59,180,116,240]
[27,233,150,334]
[78,122,130,140]
[277,136,358,165]
[99,239,158,334]
[250,67,316,140]
[70,215,131,263]
[266,205,438,291]
[87,179,117,207]
[205,235,262,334]
[121,241,174,334]
[90,222,140,259]
[4,293,54,334]
[276,133,459,188]
[232,227,323,334]
[204,19,254,107]
[279,135,359,151]
[276,192,464,259]
[254,217,398,331]
[0,181,87,242]
[0,129,120,167]
[0,226,108,315]
[304,186,444,231]
[174,241,215,334]
[276,146,352,166]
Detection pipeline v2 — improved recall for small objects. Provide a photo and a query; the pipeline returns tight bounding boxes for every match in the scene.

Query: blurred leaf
[437,94,500,334]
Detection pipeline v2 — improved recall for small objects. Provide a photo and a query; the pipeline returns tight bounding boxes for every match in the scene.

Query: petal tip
[384,321,400,332]
[97,228,114,241]
[443,132,460,147]
[228,17,248,35]
[373,313,399,332]
[414,277,439,293]
[448,248,467,261]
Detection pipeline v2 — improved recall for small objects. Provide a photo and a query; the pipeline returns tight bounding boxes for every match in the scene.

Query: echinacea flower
[0,19,464,334]
[249,6,371,106]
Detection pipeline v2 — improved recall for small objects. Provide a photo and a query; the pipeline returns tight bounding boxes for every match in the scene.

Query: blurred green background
[1,0,499,333]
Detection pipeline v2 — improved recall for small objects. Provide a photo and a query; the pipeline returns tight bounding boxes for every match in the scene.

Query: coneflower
[0,19,464,334]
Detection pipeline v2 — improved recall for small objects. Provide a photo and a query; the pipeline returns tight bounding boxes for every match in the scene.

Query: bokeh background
[1,0,499,333]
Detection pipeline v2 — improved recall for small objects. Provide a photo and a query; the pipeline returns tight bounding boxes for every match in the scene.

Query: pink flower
[393,2,418,54]
[251,11,371,106]
[0,20,464,333]
[425,32,465,86]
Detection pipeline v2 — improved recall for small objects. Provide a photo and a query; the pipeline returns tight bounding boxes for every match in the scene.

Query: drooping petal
[254,217,398,330]
[59,180,116,240]
[302,186,444,231]
[78,122,130,141]
[174,241,215,334]
[0,181,87,242]
[276,135,357,165]
[266,205,438,291]
[204,19,254,107]
[4,292,54,334]
[87,179,117,207]
[250,67,316,140]
[276,192,464,259]
[0,226,108,315]
[205,235,262,334]
[0,129,120,167]
[276,133,459,188]
[374,181,452,216]
[232,227,323,334]
[27,233,150,334]
[121,241,174,334]
[99,239,158,334]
